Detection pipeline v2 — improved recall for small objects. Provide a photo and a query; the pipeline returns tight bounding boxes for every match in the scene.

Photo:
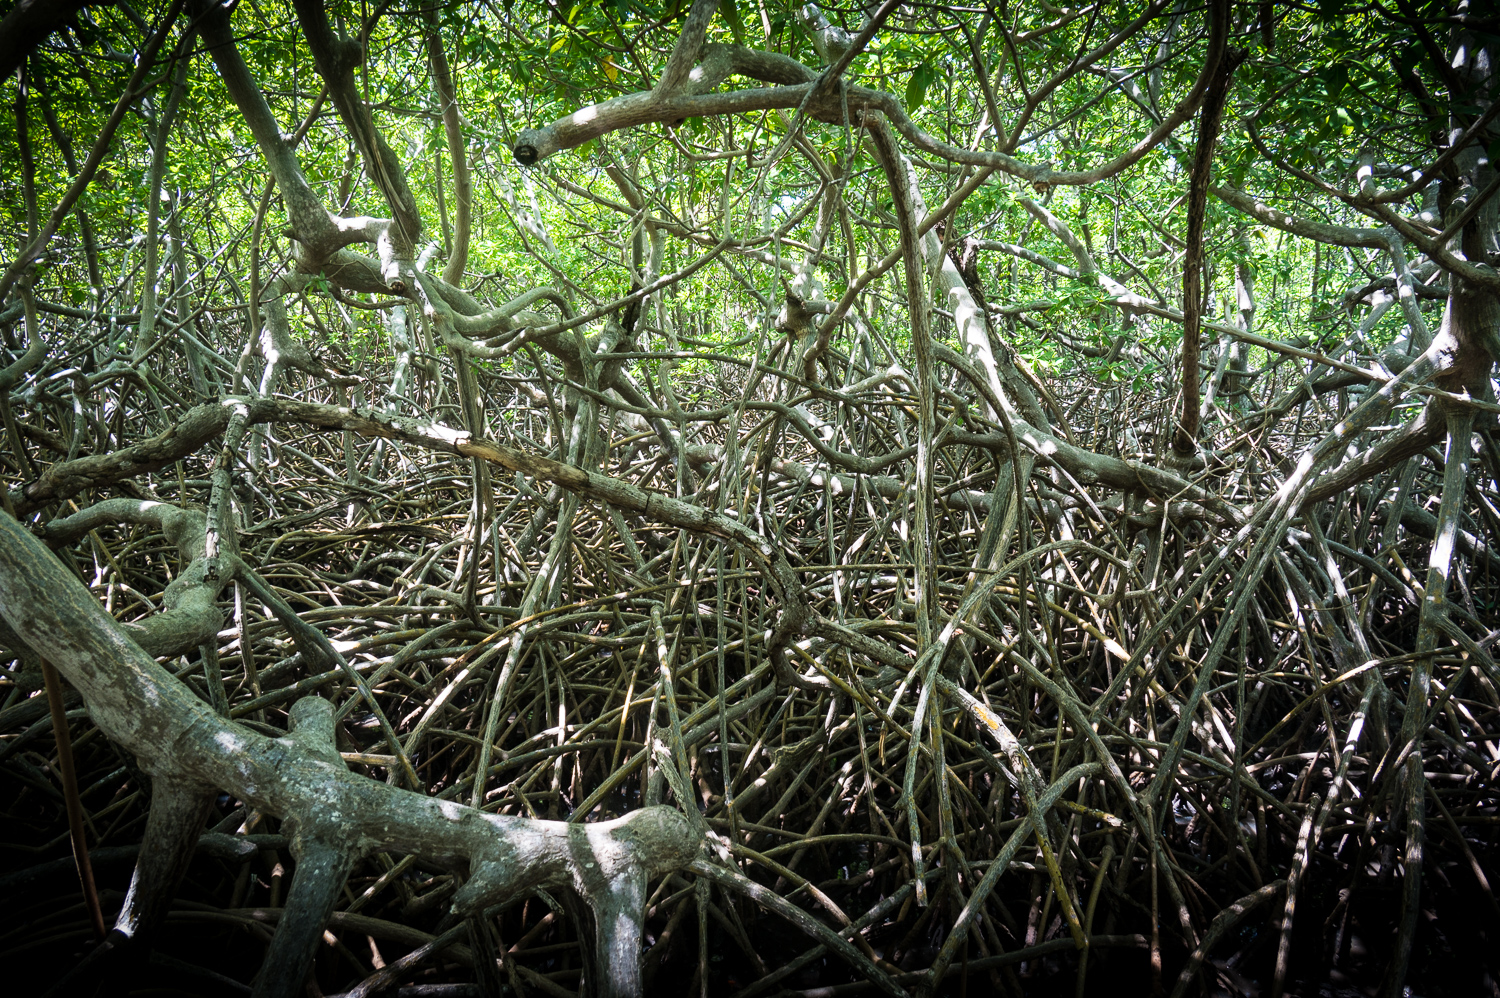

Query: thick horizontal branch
[1212,184,1391,249]
[10,401,237,515]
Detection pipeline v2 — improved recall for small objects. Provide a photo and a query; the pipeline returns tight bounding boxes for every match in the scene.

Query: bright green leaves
[905,60,938,113]
[1313,63,1364,136]
[548,2,585,52]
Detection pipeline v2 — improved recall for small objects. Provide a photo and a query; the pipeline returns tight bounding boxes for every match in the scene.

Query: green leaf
[1323,64,1348,97]
[718,0,745,45]
[905,60,934,113]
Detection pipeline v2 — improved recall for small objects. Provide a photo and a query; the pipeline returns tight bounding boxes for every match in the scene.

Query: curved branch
[292,0,422,257]
[513,1,1226,191]
[0,510,702,997]
[654,0,720,97]
[1211,182,1391,249]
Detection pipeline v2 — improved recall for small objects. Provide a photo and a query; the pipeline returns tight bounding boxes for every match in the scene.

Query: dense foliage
[0,2,1497,997]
